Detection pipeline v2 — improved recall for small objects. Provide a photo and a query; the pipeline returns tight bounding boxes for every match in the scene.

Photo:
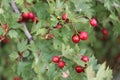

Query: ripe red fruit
[58,60,65,68]
[72,35,80,43]
[81,55,89,62]
[2,38,10,44]
[3,23,8,32]
[75,66,84,73]
[55,24,62,29]
[13,77,21,80]
[52,56,60,63]
[32,16,39,23]
[79,31,88,40]
[21,12,29,19]
[49,33,54,39]
[3,23,8,29]
[90,18,97,27]
[102,28,108,36]
[28,12,35,19]
[0,36,4,41]
[17,18,23,23]
[62,13,67,20]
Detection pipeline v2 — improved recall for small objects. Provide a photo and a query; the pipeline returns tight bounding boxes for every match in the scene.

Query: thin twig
[10,0,33,42]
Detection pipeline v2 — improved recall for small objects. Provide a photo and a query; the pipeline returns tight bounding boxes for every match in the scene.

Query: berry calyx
[28,12,35,19]
[75,66,84,73]
[62,13,67,20]
[21,12,29,19]
[72,35,80,43]
[81,55,89,62]
[90,18,97,27]
[79,31,88,40]
[55,24,62,29]
[52,56,60,63]
[58,60,65,68]
[102,28,108,36]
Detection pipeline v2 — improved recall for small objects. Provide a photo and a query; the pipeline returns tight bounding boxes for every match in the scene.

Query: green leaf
[0,8,4,14]
[8,30,18,38]
[15,0,24,6]
[86,65,95,80]
[96,62,106,80]
[9,51,18,61]
[23,50,30,57]
[17,40,28,52]
[17,62,30,75]
[35,28,47,36]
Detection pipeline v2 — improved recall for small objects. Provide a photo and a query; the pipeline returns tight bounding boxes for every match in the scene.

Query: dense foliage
[0,0,120,80]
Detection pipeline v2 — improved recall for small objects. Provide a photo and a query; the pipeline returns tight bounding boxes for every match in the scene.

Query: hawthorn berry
[13,77,21,80]
[90,18,97,27]
[62,13,67,20]
[21,12,29,19]
[81,55,89,62]
[79,31,88,40]
[28,12,35,19]
[58,60,65,68]
[32,16,39,23]
[55,24,62,29]
[3,23,8,30]
[72,35,80,43]
[48,33,54,39]
[52,56,60,63]
[75,66,84,73]
[102,28,108,36]
[2,38,10,44]
[17,18,23,23]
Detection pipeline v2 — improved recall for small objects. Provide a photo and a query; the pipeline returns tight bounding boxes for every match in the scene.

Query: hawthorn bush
[0,0,120,80]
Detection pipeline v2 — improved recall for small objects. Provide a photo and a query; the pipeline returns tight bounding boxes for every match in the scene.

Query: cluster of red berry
[55,13,68,29]
[0,24,10,43]
[18,12,38,23]
[52,55,89,73]
[52,56,65,68]
[71,18,97,43]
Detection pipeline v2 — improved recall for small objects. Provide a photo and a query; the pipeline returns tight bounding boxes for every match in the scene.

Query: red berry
[81,55,89,62]
[28,12,35,19]
[17,18,23,23]
[62,13,67,20]
[3,23,7,29]
[52,56,60,63]
[102,28,108,36]
[13,77,21,80]
[75,66,84,73]
[58,60,65,68]
[32,16,39,23]
[79,31,88,40]
[72,35,80,43]
[2,38,10,44]
[55,24,62,29]
[0,36,4,41]
[21,12,29,19]
[90,18,97,27]
[3,23,8,32]
[49,33,54,39]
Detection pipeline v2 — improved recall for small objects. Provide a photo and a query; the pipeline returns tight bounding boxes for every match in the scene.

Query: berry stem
[10,0,33,43]
[71,22,79,34]
[76,15,90,20]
